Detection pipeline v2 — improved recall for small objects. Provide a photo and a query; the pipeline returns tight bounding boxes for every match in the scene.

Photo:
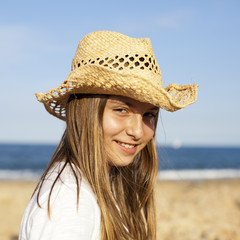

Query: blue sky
[0,0,239,146]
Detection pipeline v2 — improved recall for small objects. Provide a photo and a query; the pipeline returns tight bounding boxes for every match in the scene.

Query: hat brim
[36,65,198,120]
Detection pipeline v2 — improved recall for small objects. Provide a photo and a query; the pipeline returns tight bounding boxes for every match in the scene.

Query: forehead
[107,95,158,110]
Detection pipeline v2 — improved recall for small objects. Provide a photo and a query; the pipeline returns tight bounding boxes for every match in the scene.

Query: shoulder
[19,163,101,240]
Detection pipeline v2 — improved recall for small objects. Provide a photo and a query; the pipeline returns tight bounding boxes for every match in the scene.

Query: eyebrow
[108,99,159,111]
[149,107,159,111]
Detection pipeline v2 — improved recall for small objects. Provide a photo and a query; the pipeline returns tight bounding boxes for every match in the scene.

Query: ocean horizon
[0,143,240,181]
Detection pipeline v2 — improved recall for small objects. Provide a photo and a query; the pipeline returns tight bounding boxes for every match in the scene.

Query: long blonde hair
[36,94,158,240]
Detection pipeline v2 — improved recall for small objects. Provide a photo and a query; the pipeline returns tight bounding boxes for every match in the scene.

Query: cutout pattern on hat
[72,54,160,75]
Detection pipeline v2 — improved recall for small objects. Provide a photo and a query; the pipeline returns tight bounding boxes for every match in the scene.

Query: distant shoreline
[1,169,240,181]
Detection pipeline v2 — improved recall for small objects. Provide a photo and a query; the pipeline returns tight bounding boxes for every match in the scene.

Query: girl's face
[102,95,158,167]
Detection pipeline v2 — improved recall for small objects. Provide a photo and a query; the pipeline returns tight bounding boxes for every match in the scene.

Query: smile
[115,141,138,154]
[116,141,136,149]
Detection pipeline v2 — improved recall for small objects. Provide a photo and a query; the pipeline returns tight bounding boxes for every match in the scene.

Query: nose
[125,114,144,140]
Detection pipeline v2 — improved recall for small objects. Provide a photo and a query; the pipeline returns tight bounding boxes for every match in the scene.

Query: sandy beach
[1,179,240,240]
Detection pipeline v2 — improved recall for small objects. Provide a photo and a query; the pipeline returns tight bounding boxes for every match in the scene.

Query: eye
[144,112,157,118]
[114,108,127,113]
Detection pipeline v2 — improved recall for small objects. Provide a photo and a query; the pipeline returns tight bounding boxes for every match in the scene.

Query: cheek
[143,118,156,132]
[143,126,155,143]
[102,114,125,139]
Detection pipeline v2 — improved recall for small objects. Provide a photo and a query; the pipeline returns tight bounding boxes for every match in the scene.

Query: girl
[19,31,198,240]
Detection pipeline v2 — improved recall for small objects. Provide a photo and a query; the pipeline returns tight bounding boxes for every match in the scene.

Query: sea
[0,143,240,181]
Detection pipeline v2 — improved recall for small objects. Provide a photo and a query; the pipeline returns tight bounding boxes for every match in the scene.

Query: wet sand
[1,179,240,240]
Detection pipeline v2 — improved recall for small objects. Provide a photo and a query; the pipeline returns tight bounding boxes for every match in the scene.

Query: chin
[109,156,135,167]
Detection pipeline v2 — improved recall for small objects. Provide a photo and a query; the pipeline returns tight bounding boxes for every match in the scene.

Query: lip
[115,140,138,154]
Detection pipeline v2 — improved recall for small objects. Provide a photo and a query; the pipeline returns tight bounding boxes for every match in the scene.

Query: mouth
[115,140,138,154]
[116,141,136,148]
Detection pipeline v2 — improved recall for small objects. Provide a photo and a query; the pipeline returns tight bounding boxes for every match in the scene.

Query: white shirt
[19,163,101,240]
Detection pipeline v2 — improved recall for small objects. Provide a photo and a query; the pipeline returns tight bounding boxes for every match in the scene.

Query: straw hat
[36,31,198,120]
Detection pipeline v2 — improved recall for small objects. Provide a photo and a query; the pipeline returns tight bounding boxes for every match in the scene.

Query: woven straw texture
[36,31,198,120]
